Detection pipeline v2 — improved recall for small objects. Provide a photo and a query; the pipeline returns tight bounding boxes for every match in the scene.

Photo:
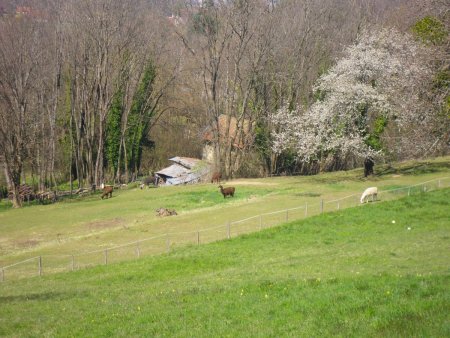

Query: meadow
[0,185,448,336]
[0,157,449,271]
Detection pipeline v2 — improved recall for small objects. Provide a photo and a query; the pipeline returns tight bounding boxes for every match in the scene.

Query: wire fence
[1,177,448,283]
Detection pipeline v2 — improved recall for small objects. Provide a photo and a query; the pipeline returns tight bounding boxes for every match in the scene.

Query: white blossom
[270,28,431,164]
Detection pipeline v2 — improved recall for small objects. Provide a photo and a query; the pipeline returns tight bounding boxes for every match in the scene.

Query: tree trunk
[94,118,105,186]
[4,160,22,208]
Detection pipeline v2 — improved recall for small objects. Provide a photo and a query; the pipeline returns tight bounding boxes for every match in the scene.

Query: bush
[412,16,448,45]
[0,185,8,199]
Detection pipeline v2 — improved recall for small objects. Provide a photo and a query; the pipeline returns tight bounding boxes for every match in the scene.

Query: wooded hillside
[0,0,448,207]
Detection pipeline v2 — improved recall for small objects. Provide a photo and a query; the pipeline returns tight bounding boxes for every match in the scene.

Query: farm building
[155,156,209,186]
[202,114,253,163]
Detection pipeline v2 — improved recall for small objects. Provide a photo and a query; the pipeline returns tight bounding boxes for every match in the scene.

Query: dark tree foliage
[126,61,157,177]
[106,87,124,176]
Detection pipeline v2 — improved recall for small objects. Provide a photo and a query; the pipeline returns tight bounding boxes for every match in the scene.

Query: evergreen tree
[126,61,157,177]
[105,87,124,177]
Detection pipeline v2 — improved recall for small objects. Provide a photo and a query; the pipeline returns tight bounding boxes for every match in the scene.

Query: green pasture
[0,188,448,337]
[0,157,449,268]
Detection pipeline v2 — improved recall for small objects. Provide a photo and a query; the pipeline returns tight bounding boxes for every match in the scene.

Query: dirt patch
[16,239,40,249]
[86,218,125,230]
[295,192,321,197]
[231,181,277,186]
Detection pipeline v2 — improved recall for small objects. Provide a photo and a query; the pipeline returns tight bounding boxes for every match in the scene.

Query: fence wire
[1,177,448,282]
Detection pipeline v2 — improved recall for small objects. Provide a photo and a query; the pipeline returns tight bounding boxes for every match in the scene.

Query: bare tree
[175,0,275,177]
[30,1,64,192]
[62,0,151,186]
[0,17,45,207]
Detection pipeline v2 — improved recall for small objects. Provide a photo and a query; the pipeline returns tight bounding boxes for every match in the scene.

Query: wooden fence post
[166,234,170,253]
[286,210,289,222]
[38,256,42,276]
[259,215,262,230]
[137,241,141,258]
[197,231,200,245]
[305,203,308,217]
[408,187,411,196]
[71,255,75,271]
[227,223,231,239]
[321,200,324,214]
[438,179,441,188]
[337,202,340,210]
[104,250,108,265]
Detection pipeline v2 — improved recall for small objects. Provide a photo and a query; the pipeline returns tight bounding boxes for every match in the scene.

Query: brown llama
[211,172,222,184]
[218,185,235,198]
[101,186,113,199]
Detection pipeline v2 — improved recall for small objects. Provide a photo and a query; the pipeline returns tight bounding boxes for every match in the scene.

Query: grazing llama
[360,187,378,203]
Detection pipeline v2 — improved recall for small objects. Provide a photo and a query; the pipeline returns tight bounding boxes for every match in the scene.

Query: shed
[155,157,209,186]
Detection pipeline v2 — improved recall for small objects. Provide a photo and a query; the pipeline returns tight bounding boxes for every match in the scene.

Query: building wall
[202,144,215,163]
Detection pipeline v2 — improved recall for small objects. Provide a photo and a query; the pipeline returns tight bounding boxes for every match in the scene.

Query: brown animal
[211,172,222,184]
[101,186,113,199]
[218,185,235,198]
[143,175,155,187]
[364,156,375,177]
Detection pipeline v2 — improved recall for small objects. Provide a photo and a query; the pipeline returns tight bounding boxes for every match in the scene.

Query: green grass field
[0,186,449,337]
[0,157,449,270]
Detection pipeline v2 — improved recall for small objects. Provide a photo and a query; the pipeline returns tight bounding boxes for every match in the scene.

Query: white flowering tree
[271,28,432,170]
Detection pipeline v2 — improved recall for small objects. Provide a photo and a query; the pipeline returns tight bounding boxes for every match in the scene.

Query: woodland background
[0,0,448,207]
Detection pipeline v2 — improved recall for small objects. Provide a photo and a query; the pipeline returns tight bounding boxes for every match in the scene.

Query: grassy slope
[0,189,449,337]
[0,157,449,266]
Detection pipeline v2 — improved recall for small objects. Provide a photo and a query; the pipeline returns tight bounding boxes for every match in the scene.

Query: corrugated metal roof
[169,156,201,169]
[156,157,210,186]
[156,164,190,178]
[166,172,203,186]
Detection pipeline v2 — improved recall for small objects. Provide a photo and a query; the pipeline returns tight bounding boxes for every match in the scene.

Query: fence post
[71,255,75,271]
[438,179,441,188]
[321,199,324,214]
[408,187,411,196]
[227,223,231,239]
[166,234,170,253]
[259,215,262,230]
[337,202,340,210]
[38,256,42,276]
[136,241,141,258]
[197,231,200,245]
[305,203,308,217]
[104,250,108,265]
[286,210,289,222]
